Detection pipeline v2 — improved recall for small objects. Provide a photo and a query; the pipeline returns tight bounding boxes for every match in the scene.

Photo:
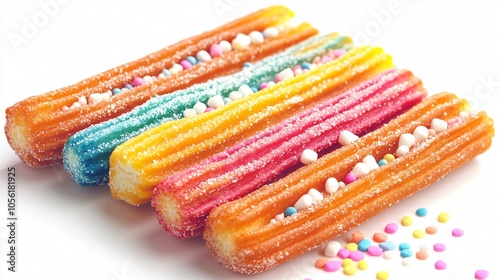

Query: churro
[152,68,426,238]
[204,93,494,274]
[5,6,313,167]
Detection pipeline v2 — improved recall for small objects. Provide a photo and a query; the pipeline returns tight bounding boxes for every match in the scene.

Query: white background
[1,1,499,279]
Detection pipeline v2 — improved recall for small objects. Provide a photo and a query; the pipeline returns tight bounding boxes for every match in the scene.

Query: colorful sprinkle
[433,243,446,252]
[324,240,342,257]
[337,248,350,259]
[367,246,383,256]
[437,212,450,223]
[384,223,398,234]
[452,228,464,237]
[425,226,438,235]
[376,270,390,280]
[357,239,371,252]
[379,241,396,251]
[344,173,356,184]
[474,269,489,279]
[324,260,342,272]
[383,154,395,162]
[400,249,412,258]
[350,230,365,244]
[373,232,388,243]
[413,229,425,239]
[434,260,447,270]
[343,264,357,275]
[349,250,365,261]
[315,257,329,268]
[416,207,428,217]
[398,242,410,251]
[378,159,389,166]
[416,250,429,260]
[345,242,358,252]
[401,215,413,226]
[358,259,369,270]
[284,207,297,217]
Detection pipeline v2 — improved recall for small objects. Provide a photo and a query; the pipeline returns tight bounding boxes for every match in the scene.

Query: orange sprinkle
[416,250,429,260]
[425,226,438,235]
[351,230,365,244]
[373,232,388,243]
[315,257,330,268]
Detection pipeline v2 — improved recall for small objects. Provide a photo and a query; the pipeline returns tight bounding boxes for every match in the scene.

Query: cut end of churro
[109,155,149,206]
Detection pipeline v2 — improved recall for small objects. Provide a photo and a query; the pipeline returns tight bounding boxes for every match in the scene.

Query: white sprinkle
[238,84,254,96]
[362,155,379,170]
[351,162,370,178]
[101,92,110,102]
[158,73,166,79]
[275,213,284,221]
[232,33,251,50]
[172,63,183,72]
[308,188,324,202]
[219,40,232,53]
[270,219,276,224]
[183,108,197,118]
[143,75,154,83]
[294,194,313,211]
[431,118,448,132]
[396,145,410,157]
[88,93,103,104]
[399,133,416,148]
[267,81,276,87]
[207,95,224,109]
[402,257,411,266]
[77,96,87,105]
[195,50,212,63]
[300,149,318,164]
[338,181,346,189]
[229,91,243,101]
[383,250,397,260]
[324,241,342,257]
[69,101,81,109]
[277,68,294,82]
[413,126,429,143]
[338,130,359,146]
[325,177,339,194]
[193,102,207,114]
[263,27,279,38]
[169,67,180,75]
[248,31,264,44]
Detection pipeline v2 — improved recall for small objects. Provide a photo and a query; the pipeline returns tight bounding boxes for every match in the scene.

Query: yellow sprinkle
[383,154,395,162]
[345,242,358,252]
[401,215,413,226]
[437,212,450,223]
[343,264,357,275]
[342,258,354,267]
[376,270,390,280]
[413,229,425,239]
[358,259,369,270]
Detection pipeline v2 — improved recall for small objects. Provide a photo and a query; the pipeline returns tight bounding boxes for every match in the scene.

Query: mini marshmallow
[229,91,243,101]
[362,155,379,170]
[196,50,212,63]
[238,84,254,96]
[339,130,359,146]
[207,95,224,109]
[413,126,429,143]
[294,194,313,210]
[248,30,264,44]
[399,133,415,148]
[351,162,370,178]
[263,27,279,38]
[325,177,339,194]
[300,149,318,164]
[183,108,197,118]
[396,145,410,157]
[308,188,324,202]
[193,102,207,114]
[431,118,448,132]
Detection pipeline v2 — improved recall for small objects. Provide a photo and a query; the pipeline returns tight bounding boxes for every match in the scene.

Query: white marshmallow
[351,162,370,178]
[276,68,294,82]
[431,118,448,132]
[396,145,410,157]
[207,95,225,109]
[413,126,429,143]
[193,102,207,114]
[263,27,279,38]
[399,133,416,148]
[338,130,359,146]
[229,91,243,101]
[307,188,324,202]
[248,31,264,44]
[195,50,212,63]
[325,177,339,194]
[362,155,379,170]
[300,149,318,164]
[238,84,254,96]
[294,194,313,211]
[324,241,342,257]
[183,108,197,118]
[218,40,232,53]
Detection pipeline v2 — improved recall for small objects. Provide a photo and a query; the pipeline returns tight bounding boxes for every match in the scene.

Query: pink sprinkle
[384,223,399,234]
[312,56,321,64]
[209,44,222,57]
[131,77,144,87]
[349,250,365,261]
[367,245,383,256]
[333,49,346,58]
[428,128,436,136]
[321,55,333,63]
[275,74,280,83]
[435,260,447,270]
[259,82,268,90]
[337,248,350,259]
[324,260,342,272]
[433,243,446,252]
[344,173,357,184]
[180,60,192,70]
[475,269,489,279]
[292,65,302,71]
[204,107,214,113]
[452,228,464,237]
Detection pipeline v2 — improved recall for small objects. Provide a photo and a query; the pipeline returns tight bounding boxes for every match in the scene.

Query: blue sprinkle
[250,86,258,93]
[400,249,412,258]
[379,241,396,251]
[358,238,371,252]
[399,242,410,251]
[284,207,297,217]
[301,62,311,70]
[162,69,171,76]
[243,62,253,68]
[378,159,388,166]
[124,83,133,89]
[416,207,428,217]
[186,56,197,65]
[112,88,122,95]
[223,97,232,104]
